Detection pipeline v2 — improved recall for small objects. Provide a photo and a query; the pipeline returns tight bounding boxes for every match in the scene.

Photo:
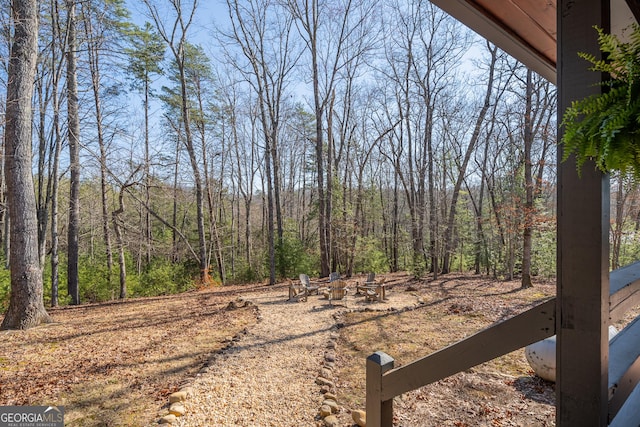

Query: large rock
[168,391,187,403]
[323,415,339,427]
[525,325,617,382]
[159,414,177,424]
[320,368,332,379]
[169,403,185,417]
[352,409,366,427]
[315,377,335,388]
[323,392,337,401]
[319,405,332,417]
[322,399,339,413]
[324,351,336,363]
[180,387,194,397]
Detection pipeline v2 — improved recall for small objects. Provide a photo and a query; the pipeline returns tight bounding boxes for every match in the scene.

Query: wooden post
[557,0,610,425]
[366,351,394,427]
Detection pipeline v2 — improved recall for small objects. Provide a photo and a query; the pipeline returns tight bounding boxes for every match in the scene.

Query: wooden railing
[365,261,640,427]
[607,261,640,426]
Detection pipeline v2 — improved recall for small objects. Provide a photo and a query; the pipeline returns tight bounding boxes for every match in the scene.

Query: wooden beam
[428,0,556,83]
[624,0,640,22]
[609,261,640,323]
[556,1,610,425]
[366,352,394,427]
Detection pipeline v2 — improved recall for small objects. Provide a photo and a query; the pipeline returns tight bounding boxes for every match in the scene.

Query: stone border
[314,291,426,426]
[156,290,424,425]
[312,322,366,427]
[157,297,256,424]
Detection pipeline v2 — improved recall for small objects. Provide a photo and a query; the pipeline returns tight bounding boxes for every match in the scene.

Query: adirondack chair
[327,280,348,306]
[329,272,341,282]
[357,272,376,294]
[299,274,320,295]
[364,272,376,285]
[365,277,387,303]
[288,280,308,302]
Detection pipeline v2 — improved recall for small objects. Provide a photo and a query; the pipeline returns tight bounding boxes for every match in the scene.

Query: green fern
[561,24,640,177]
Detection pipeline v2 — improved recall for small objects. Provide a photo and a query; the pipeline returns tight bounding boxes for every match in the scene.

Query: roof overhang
[429,0,640,85]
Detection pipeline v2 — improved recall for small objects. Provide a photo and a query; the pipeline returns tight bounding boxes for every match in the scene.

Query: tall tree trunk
[474,137,490,275]
[1,0,52,329]
[270,126,283,244]
[143,0,209,283]
[265,137,276,284]
[66,0,81,305]
[178,69,209,284]
[0,155,6,269]
[112,206,127,299]
[326,91,336,271]
[50,123,62,307]
[112,181,135,299]
[521,69,535,288]
[427,115,437,279]
[391,171,400,272]
[289,0,330,277]
[195,80,225,284]
[35,78,49,268]
[611,176,626,270]
[83,7,113,288]
[144,76,152,267]
[50,0,64,307]
[171,130,181,262]
[231,107,254,268]
[441,44,497,274]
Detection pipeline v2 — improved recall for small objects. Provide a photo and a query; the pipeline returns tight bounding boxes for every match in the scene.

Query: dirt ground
[0,283,261,426]
[0,272,595,426]
[334,272,558,426]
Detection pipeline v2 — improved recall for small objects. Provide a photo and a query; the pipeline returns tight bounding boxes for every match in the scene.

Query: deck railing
[365,261,640,427]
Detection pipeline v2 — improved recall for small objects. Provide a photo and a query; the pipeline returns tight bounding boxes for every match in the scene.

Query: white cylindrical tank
[525,325,618,382]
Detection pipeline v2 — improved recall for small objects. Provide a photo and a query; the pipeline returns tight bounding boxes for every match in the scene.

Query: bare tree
[81,0,115,289]
[125,22,165,269]
[47,0,66,307]
[112,170,140,299]
[222,75,260,273]
[470,103,499,276]
[441,43,499,274]
[224,0,300,283]
[142,0,210,283]
[520,69,555,288]
[379,1,468,277]
[1,0,52,329]
[66,0,81,304]
[287,0,370,277]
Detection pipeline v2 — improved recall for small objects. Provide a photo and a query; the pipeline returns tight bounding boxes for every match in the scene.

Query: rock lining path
[172,287,339,426]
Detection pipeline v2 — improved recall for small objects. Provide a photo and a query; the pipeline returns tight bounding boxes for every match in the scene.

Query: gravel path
[174,288,339,426]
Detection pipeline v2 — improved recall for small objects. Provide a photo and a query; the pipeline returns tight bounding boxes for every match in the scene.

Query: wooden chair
[365,272,376,285]
[288,280,308,302]
[357,272,376,294]
[299,273,320,295]
[329,272,341,282]
[365,278,387,303]
[326,280,348,306]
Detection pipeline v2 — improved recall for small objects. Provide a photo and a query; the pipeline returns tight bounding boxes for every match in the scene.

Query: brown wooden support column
[366,351,394,427]
[557,1,610,425]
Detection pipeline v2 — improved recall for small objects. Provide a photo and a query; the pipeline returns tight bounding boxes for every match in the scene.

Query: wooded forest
[2,0,640,324]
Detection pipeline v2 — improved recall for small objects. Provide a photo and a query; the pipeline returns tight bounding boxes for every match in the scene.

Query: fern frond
[561,24,640,176]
